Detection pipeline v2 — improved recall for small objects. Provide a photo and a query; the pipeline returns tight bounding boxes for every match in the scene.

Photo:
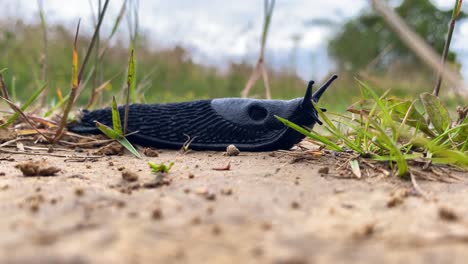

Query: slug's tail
[67,109,110,134]
[68,122,101,134]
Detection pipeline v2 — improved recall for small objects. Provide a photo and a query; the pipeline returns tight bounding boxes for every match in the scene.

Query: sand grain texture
[0,150,467,264]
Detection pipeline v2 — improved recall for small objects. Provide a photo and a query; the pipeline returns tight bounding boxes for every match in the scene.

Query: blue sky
[4,0,468,80]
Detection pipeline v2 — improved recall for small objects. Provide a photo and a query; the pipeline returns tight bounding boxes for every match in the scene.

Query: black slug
[68,75,337,151]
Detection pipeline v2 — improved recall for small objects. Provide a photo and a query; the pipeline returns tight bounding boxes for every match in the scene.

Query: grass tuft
[278,81,468,177]
[148,161,174,173]
[95,96,141,159]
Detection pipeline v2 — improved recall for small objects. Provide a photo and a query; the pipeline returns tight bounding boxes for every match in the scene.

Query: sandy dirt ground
[0,146,467,264]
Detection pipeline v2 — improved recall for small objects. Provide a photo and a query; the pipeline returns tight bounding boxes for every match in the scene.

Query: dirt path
[0,149,467,264]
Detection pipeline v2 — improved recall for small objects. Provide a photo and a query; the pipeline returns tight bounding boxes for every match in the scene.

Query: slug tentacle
[68,75,338,151]
[312,74,338,103]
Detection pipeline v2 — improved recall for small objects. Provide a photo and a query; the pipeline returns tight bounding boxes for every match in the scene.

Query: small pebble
[74,188,84,197]
[30,203,40,213]
[191,216,201,225]
[206,207,214,215]
[318,166,329,174]
[291,201,300,209]
[260,222,272,231]
[439,206,458,222]
[151,208,163,220]
[74,147,83,153]
[205,193,216,201]
[122,169,139,182]
[221,188,233,195]
[225,144,240,156]
[50,198,58,205]
[143,148,159,157]
[195,187,208,195]
[212,225,222,235]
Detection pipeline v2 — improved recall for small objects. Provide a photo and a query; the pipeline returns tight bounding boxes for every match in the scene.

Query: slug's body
[69,75,337,151]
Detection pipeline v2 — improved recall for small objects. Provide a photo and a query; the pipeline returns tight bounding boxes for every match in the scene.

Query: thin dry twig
[77,0,109,86]
[127,0,140,47]
[0,148,102,159]
[0,138,25,148]
[124,49,135,135]
[410,171,430,201]
[87,0,103,109]
[53,20,81,142]
[212,161,231,171]
[86,72,122,109]
[37,0,49,106]
[365,43,394,71]
[433,0,464,96]
[0,74,10,100]
[59,139,114,147]
[241,0,275,99]
[97,0,128,61]
[54,0,109,142]
[0,96,53,142]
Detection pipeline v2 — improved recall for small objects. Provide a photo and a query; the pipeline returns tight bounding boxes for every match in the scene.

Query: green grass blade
[313,103,338,131]
[109,0,127,40]
[95,121,141,159]
[368,118,409,177]
[358,80,396,136]
[10,76,16,102]
[117,137,142,159]
[275,115,342,151]
[44,94,70,117]
[0,83,47,128]
[429,123,468,147]
[111,96,123,135]
[328,117,389,151]
[431,149,468,166]
[372,153,423,161]
[453,116,468,145]
[148,161,174,173]
[127,48,136,103]
[313,104,363,153]
[420,93,451,134]
[96,121,121,139]
[390,100,434,137]
[350,159,362,178]
[461,139,468,152]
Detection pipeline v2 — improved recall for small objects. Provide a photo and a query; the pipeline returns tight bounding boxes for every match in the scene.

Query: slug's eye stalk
[312,74,338,103]
[300,81,322,125]
[301,80,314,110]
[301,75,338,125]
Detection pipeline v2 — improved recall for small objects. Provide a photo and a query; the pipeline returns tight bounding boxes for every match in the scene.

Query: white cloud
[4,0,468,80]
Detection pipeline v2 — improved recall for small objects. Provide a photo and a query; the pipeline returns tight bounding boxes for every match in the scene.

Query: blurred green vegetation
[329,0,466,71]
[0,20,306,108]
[0,2,466,115]
[324,0,467,110]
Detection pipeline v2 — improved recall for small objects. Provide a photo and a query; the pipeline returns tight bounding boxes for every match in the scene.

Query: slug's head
[210,74,337,133]
[299,74,338,126]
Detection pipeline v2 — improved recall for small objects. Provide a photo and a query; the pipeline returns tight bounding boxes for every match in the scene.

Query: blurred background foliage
[329,0,466,71]
[1,20,306,106]
[0,0,466,113]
